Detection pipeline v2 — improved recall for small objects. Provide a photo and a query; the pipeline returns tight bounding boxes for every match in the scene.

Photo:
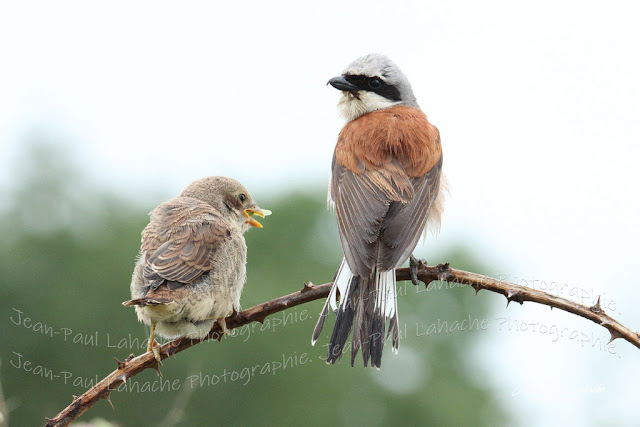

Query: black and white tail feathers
[312,259,399,368]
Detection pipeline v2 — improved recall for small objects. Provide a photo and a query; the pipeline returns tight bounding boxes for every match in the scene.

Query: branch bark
[45,263,640,426]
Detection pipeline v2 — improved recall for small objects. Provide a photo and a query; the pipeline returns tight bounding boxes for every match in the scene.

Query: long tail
[312,259,399,368]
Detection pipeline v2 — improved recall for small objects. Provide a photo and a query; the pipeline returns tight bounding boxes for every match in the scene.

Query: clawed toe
[217,318,229,335]
[409,255,426,286]
[150,341,162,363]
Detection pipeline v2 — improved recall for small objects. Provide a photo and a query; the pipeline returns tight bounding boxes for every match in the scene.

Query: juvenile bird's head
[180,176,271,232]
[328,53,419,122]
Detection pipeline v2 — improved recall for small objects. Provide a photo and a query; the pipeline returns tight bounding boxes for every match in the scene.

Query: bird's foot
[409,255,426,286]
[147,339,162,363]
[217,317,230,336]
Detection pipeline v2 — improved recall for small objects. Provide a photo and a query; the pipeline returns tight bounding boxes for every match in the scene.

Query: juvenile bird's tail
[312,259,399,368]
[122,297,172,307]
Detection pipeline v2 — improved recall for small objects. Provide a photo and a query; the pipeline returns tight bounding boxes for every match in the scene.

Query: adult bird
[123,176,270,361]
[312,54,446,368]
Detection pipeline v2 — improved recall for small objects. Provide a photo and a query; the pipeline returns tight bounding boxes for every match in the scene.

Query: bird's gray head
[180,176,270,232]
[328,54,419,121]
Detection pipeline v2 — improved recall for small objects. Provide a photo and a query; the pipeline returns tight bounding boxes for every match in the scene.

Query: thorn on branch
[590,296,604,314]
[435,263,455,282]
[102,390,114,409]
[608,329,623,344]
[505,290,524,306]
[114,357,127,370]
[153,363,163,377]
[301,281,315,293]
[471,284,482,296]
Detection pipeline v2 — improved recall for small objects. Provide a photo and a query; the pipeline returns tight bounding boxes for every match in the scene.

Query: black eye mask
[343,74,402,102]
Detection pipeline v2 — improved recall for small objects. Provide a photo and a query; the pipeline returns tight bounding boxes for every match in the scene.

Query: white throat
[337,91,401,121]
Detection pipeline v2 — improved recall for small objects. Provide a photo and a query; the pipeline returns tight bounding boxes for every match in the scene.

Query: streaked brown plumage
[141,197,233,290]
[123,176,269,360]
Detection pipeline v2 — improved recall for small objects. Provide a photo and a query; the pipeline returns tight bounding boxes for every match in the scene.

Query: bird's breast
[334,105,441,177]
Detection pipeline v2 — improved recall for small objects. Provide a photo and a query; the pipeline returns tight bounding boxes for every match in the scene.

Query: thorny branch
[45,263,640,426]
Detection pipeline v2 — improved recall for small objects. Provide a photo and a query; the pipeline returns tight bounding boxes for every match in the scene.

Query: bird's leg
[147,322,161,362]
[147,322,156,352]
[409,255,425,286]
[204,315,231,337]
[217,317,230,336]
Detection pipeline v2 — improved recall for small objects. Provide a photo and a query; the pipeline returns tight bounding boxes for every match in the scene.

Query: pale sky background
[1,1,639,425]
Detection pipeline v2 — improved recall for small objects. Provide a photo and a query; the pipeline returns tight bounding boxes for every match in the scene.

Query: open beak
[327,75,360,94]
[243,206,272,228]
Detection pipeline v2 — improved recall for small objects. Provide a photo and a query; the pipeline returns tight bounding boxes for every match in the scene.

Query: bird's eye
[369,77,382,89]
[238,193,247,203]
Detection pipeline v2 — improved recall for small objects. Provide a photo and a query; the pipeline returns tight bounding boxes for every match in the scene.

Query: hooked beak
[327,75,360,94]
[243,206,272,228]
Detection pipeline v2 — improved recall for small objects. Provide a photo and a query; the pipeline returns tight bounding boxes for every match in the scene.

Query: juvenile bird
[123,176,270,361]
[312,54,446,368]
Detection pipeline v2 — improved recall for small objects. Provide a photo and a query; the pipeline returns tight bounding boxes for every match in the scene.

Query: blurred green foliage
[0,143,507,426]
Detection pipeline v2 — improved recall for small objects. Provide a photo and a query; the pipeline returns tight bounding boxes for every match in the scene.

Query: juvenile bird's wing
[140,197,233,290]
[331,106,442,276]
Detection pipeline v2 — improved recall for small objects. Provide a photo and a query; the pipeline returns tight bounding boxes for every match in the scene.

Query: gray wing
[378,155,442,270]
[332,154,442,276]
